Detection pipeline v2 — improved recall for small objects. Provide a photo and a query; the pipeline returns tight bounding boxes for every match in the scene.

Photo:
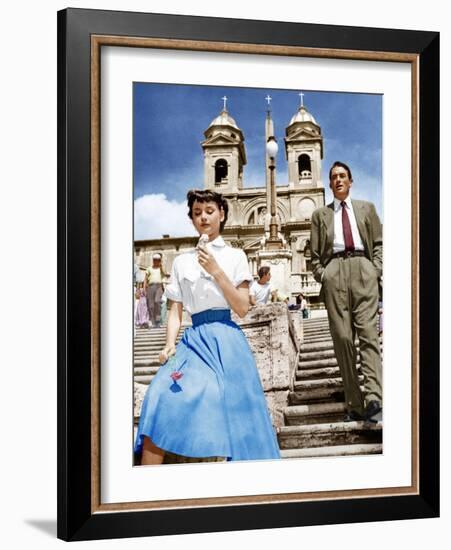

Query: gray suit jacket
[310,199,383,284]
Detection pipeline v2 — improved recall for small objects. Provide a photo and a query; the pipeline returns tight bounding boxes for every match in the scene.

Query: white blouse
[164,235,253,315]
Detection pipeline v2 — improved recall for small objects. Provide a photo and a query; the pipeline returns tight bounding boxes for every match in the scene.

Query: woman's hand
[159,344,176,364]
[197,248,222,278]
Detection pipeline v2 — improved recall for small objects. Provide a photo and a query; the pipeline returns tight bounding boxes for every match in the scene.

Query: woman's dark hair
[329,161,353,181]
[258,266,270,279]
[187,189,229,232]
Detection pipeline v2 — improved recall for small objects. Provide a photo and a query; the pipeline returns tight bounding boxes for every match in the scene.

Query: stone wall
[232,302,301,427]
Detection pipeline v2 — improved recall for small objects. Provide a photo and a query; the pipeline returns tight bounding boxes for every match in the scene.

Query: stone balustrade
[232,302,302,428]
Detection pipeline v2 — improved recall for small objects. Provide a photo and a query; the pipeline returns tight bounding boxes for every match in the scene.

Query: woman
[134,189,281,464]
[297,293,309,319]
[134,283,150,328]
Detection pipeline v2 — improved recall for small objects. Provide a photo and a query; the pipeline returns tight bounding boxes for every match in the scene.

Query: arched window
[215,159,228,183]
[298,154,312,177]
[298,198,315,220]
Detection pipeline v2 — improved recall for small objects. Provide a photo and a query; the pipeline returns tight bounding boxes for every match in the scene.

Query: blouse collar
[208,235,226,247]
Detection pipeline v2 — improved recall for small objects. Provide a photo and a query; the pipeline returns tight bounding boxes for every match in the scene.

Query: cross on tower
[299,92,305,107]
[265,94,272,107]
[222,96,228,111]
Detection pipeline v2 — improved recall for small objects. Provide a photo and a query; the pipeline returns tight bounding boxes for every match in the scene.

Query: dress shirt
[332,196,365,253]
[164,235,253,315]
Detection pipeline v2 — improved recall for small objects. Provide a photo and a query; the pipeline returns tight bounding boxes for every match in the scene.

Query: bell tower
[284,93,324,189]
[201,97,247,193]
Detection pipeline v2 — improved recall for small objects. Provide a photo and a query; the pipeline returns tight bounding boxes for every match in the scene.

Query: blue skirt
[134,308,281,462]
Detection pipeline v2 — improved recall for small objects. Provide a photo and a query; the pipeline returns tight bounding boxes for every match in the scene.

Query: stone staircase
[134,316,383,460]
[134,324,189,386]
[277,316,383,458]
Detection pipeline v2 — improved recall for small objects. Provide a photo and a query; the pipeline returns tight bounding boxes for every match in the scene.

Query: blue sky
[134,83,382,240]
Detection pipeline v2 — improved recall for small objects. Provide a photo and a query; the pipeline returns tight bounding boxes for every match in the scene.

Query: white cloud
[134,193,197,240]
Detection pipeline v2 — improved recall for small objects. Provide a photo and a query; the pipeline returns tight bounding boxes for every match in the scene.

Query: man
[249,266,277,306]
[144,253,165,329]
[310,161,383,423]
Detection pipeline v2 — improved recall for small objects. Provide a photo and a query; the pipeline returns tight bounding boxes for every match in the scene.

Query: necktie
[341,201,355,252]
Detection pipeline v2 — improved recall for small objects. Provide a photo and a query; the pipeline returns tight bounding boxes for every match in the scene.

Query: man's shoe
[365,400,382,422]
[344,410,364,422]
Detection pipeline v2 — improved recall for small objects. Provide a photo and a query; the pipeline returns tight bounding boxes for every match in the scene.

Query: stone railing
[232,302,301,428]
[290,272,321,296]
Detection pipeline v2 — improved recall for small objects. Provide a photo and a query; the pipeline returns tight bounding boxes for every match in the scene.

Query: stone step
[277,421,382,449]
[134,357,164,367]
[300,338,383,353]
[134,375,155,385]
[135,339,181,346]
[134,345,179,354]
[303,336,334,344]
[300,341,336,353]
[293,376,363,392]
[302,326,330,333]
[289,385,364,404]
[302,329,331,335]
[303,335,332,342]
[135,329,167,335]
[297,357,358,370]
[302,341,383,353]
[134,334,167,340]
[296,365,360,381]
[298,350,382,366]
[134,366,160,376]
[280,443,382,459]
[134,347,171,354]
[134,336,184,345]
[298,348,338,362]
[133,352,164,359]
[284,402,347,425]
[134,337,184,347]
[135,324,191,334]
[134,340,168,347]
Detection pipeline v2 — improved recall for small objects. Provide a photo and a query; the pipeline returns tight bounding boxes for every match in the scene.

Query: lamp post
[266,136,282,247]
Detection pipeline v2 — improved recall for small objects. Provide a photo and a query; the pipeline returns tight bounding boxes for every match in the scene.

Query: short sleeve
[164,258,183,303]
[233,250,253,287]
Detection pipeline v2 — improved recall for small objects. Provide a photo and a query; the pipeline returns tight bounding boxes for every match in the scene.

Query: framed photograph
[57,8,439,541]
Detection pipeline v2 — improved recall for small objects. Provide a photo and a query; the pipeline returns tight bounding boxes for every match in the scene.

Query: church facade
[134,99,325,306]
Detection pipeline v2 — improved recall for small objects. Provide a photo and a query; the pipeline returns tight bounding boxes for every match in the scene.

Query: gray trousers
[146,283,164,326]
[322,255,382,416]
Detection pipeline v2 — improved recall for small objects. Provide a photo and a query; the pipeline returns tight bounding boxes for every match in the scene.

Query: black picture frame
[57,8,439,542]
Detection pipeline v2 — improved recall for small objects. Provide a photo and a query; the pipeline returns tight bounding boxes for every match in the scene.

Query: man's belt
[332,250,366,259]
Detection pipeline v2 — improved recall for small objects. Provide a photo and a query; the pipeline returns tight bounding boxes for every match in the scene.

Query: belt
[331,250,366,259]
[191,308,232,327]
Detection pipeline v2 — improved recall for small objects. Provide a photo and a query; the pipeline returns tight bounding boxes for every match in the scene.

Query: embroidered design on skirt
[168,355,184,392]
